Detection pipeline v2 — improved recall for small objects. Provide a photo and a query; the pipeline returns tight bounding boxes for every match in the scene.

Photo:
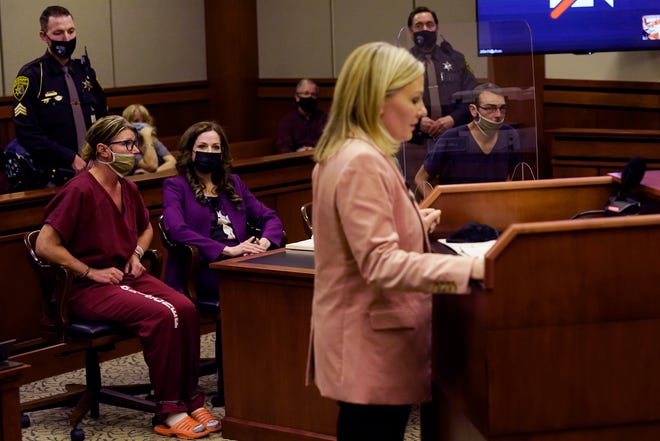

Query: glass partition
[395,19,538,200]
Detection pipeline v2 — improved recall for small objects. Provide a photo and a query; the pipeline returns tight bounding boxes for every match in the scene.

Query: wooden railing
[546,128,660,178]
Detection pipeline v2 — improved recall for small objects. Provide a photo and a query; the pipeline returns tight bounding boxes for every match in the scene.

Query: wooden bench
[547,128,660,177]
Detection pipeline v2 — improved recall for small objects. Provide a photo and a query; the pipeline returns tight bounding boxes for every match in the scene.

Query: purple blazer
[162,173,283,295]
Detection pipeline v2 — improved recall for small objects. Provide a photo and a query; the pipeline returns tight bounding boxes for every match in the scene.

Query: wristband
[134,245,144,259]
[77,267,91,279]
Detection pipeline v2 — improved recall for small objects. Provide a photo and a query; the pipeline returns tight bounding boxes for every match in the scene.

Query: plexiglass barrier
[395,20,538,200]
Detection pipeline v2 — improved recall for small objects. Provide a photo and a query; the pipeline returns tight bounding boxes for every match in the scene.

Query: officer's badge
[82,78,93,92]
[42,91,58,104]
[14,103,28,117]
[442,61,453,71]
[12,76,29,101]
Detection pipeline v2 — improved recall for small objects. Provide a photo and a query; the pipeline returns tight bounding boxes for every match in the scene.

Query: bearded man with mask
[275,78,328,153]
[407,6,477,141]
[11,5,107,187]
[414,83,521,194]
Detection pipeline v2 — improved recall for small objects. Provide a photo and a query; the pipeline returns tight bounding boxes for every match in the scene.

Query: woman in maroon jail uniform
[35,115,220,439]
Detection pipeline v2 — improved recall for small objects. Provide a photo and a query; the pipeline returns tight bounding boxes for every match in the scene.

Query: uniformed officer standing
[399,6,478,192]
[12,5,107,184]
[407,6,477,140]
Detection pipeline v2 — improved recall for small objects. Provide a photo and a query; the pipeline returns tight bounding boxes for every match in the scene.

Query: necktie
[62,66,87,152]
[424,55,442,120]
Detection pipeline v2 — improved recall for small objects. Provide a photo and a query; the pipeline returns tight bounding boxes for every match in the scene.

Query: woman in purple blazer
[162,121,283,298]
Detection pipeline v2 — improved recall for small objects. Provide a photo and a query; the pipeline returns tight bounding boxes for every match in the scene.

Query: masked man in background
[414,83,521,195]
[11,5,107,188]
[275,78,328,153]
[408,6,477,141]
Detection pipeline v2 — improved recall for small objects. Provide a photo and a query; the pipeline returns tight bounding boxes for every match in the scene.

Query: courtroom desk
[420,177,660,441]
[546,128,660,178]
[0,362,29,441]
[211,249,337,441]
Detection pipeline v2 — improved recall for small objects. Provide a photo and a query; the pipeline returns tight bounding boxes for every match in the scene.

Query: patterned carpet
[20,332,420,441]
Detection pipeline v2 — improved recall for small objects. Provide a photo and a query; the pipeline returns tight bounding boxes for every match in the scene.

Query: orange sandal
[154,415,209,439]
[190,407,222,433]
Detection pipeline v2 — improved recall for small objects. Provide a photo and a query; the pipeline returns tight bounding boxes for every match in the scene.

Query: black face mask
[413,30,437,50]
[49,37,77,59]
[298,97,318,113]
[193,151,223,174]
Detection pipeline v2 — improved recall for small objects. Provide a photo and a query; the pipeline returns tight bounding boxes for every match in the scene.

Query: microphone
[605,156,646,215]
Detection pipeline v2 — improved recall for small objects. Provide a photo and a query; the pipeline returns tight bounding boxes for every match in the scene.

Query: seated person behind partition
[414,83,520,192]
[35,115,221,439]
[275,78,328,153]
[122,104,175,174]
[162,121,283,297]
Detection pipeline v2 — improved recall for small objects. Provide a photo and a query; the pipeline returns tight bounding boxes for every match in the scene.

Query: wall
[257,0,488,80]
[0,0,207,96]
[546,52,660,82]
[256,0,658,85]
[1,1,658,91]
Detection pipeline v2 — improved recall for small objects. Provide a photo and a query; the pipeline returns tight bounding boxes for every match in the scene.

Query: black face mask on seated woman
[193,151,223,174]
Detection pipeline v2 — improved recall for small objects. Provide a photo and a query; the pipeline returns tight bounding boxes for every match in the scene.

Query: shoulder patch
[13,76,30,101]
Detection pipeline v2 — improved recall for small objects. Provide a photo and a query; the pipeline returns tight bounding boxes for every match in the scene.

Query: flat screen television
[476,0,660,55]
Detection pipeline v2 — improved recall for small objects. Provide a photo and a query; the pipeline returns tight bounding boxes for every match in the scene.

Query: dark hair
[407,6,438,28]
[175,121,242,207]
[40,5,73,33]
[472,82,504,106]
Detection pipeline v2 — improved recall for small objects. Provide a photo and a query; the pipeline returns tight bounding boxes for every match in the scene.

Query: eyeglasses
[296,91,318,98]
[108,139,139,152]
[478,105,508,114]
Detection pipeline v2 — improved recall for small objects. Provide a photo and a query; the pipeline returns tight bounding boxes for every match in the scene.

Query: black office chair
[22,230,157,441]
[300,201,313,238]
[156,216,224,407]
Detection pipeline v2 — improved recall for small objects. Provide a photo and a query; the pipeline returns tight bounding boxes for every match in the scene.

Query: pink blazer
[310,138,475,405]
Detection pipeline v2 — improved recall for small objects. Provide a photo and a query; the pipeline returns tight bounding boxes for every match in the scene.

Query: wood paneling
[423,178,660,440]
[204,0,259,141]
[0,82,209,150]
[543,79,660,131]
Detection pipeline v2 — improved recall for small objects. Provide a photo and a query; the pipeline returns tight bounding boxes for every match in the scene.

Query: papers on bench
[285,238,314,252]
[437,239,496,257]
[285,237,493,256]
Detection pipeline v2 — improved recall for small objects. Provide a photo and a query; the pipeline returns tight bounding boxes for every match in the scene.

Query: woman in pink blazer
[310,42,485,441]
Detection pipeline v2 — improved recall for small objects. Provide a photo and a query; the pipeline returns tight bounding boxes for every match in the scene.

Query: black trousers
[336,401,411,441]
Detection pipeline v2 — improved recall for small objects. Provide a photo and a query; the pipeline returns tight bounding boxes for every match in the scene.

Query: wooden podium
[420,176,660,440]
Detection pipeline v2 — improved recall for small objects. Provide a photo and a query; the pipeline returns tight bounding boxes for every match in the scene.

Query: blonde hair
[314,42,424,163]
[80,115,137,161]
[122,104,153,125]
